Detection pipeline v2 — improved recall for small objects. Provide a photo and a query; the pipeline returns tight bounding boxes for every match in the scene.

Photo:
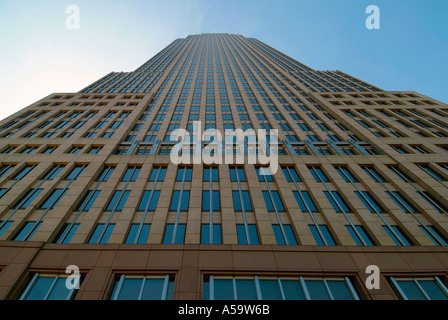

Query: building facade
[0,33,448,300]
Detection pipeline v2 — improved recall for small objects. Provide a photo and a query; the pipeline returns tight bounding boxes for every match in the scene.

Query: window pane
[396,281,426,300]
[16,189,43,209]
[76,190,100,211]
[214,279,234,300]
[281,280,305,300]
[24,277,54,300]
[201,224,222,244]
[259,280,282,300]
[89,224,115,244]
[293,191,317,212]
[346,225,374,246]
[40,189,67,210]
[235,279,257,300]
[327,280,354,300]
[126,224,151,244]
[138,191,160,211]
[56,224,79,244]
[118,278,142,300]
[14,222,42,241]
[107,191,130,211]
[237,224,259,245]
[47,278,72,300]
[141,278,166,300]
[263,191,284,212]
[419,280,448,300]
[163,224,185,244]
[305,280,330,300]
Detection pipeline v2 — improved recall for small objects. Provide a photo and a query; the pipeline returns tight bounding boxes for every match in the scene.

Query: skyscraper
[0,33,447,301]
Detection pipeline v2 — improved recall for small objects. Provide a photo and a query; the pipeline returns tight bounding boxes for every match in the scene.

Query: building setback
[0,33,448,300]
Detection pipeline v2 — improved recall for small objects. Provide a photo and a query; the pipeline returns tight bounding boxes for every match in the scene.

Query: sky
[0,0,447,121]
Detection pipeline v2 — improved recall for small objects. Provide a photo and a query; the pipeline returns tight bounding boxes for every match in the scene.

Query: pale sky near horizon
[0,0,447,121]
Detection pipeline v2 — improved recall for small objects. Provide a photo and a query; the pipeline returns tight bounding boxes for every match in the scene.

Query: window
[232,191,253,211]
[419,165,447,182]
[106,190,131,211]
[40,189,67,210]
[346,225,374,246]
[88,146,102,154]
[163,224,186,244]
[76,190,101,211]
[149,166,167,182]
[110,275,174,300]
[176,167,192,181]
[355,191,385,213]
[13,221,42,241]
[309,166,329,182]
[273,224,298,245]
[202,190,221,211]
[263,191,285,212]
[390,277,448,300]
[125,224,151,244]
[170,191,190,211]
[335,166,358,183]
[138,191,160,211]
[42,146,57,154]
[55,224,79,244]
[324,191,351,213]
[88,224,115,244]
[229,167,246,182]
[96,166,115,182]
[419,225,448,246]
[282,166,301,182]
[383,225,413,246]
[122,166,141,182]
[237,224,259,245]
[417,191,448,213]
[65,166,85,180]
[204,276,361,300]
[201,224,222,244]
[13,165,35,180]
[386,191,417,213]
[362,166,386,183]
[18,273,81,300]
[293,191,318,213]
[42,165,64,181]
[14,188,43,209]
[203,167,219,182]
[68,146,83,154]
[309,225,336,246]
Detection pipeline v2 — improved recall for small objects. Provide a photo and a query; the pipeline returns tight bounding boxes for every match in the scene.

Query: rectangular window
[0,221,13,238]
[201,224,222,244]
[273,224,298,245]
[170,191,190,211]
[55,223,79,244]
[232,191,252,211]
[15,189,43,209]
[229,167,246,182]
[204,276,361,300]
[76,190,101,211]
[65,166,85,180]
[122,166,141,182]
[324,191,351,213]
[202,191,220,211]
[335,166,358,183]
[125,224,151,244]
[13,165,35,180]
[383,225,413,246]
[355,191,385,213]
[106,190,131,211]
[138,190,160,211]
[42,165,64,181]
[386,191,417,213]
[40,189,67,210]
[110,275,174,300]
[163,224,186,244]
[293,191,318,212]
[203,167,219,182]
[346,225,374,246]
[176,167,192,182]
[417,191,448,213]
[88,224,115,244]
[390,277,448,300]
[13,221,42,241]
[362,166,386,183]
[309,167,329,182]
[282,166,301,182]
[419,225,448,246]
[96,166,115,182]
[149,166,167,182]
[263,191,285,212]
[309,224,336,246]
[18,273,81,300]
[237,224,259,245]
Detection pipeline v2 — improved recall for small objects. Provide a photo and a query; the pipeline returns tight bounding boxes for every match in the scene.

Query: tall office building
[0,33,447,301]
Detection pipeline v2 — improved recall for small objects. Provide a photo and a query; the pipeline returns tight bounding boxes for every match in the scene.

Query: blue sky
[0,0,447,120]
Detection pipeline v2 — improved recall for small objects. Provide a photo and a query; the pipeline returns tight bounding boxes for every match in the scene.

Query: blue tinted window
[125,224,151,244]
[232,191,252,212]
[203,167,219,182]
[309,225,336,246]
[176,167,192,181]
[89,224,115,244]
[56,224,79,244]
[237,224,259,245]
[383,225,413,246]
[346,225,374,246]
[355,191,384,213]
[15,189,43,209]
[386,191,417,213]
[230,167,246,182]
[149,167,166,181]
[97,166,114,182]
[282,167,301,182]
[122,167,141,182]
[106,190,131,211]
[273,225,298,245]
[163,224,186,244]
[201,224,222,244]
[65,166,85,180]
[76,190,101,211]
[419,226,448,246]
[324,191,351,213]
[43,166,64,181]
[40,189,67,210]
[170,191,190,211]
[309,167,329,182]
[263,191,285,212]
[0,221,13,238]
[13,165,34,180]
[14,221,42,241]
[138,190,160,211]
[293,191,318,212]
[202,191,220,211]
